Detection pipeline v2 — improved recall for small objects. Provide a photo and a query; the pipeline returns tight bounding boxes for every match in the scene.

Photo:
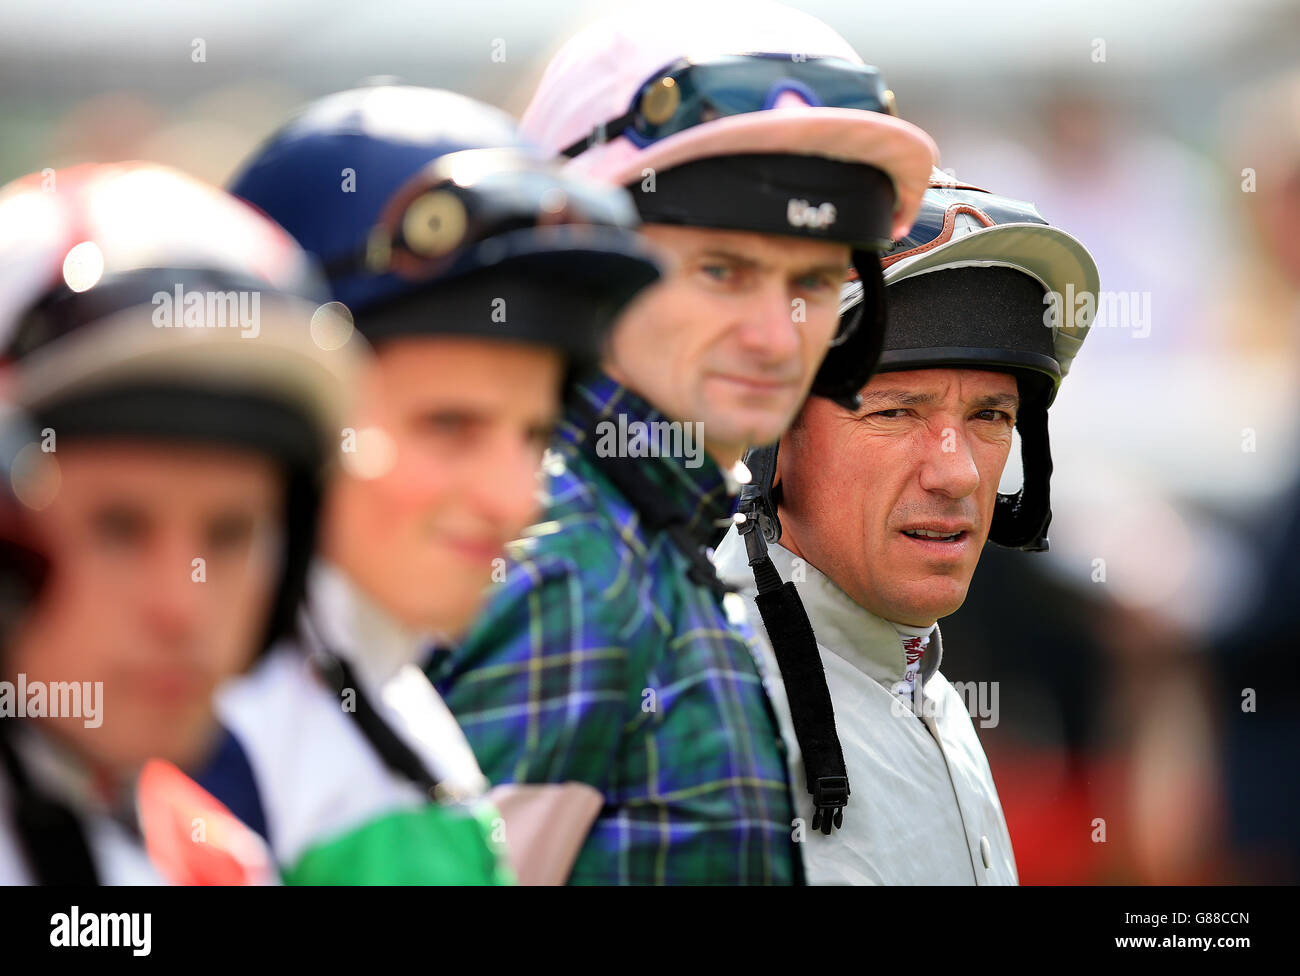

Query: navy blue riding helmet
[229,85,662,371]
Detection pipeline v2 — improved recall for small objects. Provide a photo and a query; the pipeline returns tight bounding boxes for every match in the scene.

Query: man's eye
[207,515,256,552]
[699,264,733,282]
[870,408,909,419]
[526,424,554,450]
[421,413,475,438]
[794,273,836,292]
[91,508,147,546]
[974,409,1015,424]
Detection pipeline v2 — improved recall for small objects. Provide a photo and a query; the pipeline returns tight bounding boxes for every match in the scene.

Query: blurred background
[2,0,1298,883]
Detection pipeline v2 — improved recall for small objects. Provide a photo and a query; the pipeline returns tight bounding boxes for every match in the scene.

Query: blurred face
[776,369,1020,627]
[606,225,849,464]
[7,443,283,775]
[322,336,563,637]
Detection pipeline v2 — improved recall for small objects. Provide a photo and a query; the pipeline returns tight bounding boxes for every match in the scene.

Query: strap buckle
[810,775,850,834]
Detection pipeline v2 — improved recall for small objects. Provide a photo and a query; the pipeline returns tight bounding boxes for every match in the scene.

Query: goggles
[561,53,897,158]
[882,184,1045,269]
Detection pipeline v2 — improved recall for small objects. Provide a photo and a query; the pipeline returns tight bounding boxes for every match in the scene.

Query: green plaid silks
[428,373,799,885]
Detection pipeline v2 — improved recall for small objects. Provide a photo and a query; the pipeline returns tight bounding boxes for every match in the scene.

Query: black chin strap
[809,250,886,411]
[990,397,1053,552]
[309,649,444,799]
[0,725,101,884]
[739,443,782,545]
[297,606,446,800]
[736,507,849,834]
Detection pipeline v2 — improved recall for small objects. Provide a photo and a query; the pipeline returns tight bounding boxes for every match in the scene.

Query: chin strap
[310,649,446,799]
[297,611,448,802]
[736,496,850,834]
[738,442,782,545]
[989,397,1053,552]
[809,249,886,411]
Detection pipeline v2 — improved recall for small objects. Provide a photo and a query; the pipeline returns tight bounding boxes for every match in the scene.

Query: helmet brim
[567,108,937,241]
[882,221,1099,379]
[13,295,363,456]
[465,225,662,301]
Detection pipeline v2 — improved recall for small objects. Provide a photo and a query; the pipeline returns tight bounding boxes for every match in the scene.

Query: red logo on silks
[136,759,277,886]
[902,636,926,670]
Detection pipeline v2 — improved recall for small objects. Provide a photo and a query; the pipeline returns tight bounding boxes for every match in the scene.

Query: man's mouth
[442,535,505,564]
[127,667,208,704]
[712,373,798,394]
[902,528,966,542]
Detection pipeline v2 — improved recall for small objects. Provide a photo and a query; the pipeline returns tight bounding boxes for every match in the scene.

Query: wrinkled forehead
[860,367,1021,403]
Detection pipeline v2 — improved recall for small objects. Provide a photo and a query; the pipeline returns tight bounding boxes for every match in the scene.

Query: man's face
[7,443,284,773]
[322,336,563,637]
[776,368,1020,626]
[606,224,850,462]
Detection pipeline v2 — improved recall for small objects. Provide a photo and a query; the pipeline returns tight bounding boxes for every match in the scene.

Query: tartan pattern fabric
[428,373,799,884]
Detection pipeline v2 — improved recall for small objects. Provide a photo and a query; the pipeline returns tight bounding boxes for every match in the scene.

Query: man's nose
[468,431,544,534]
[917,424,981,499]
[735,279,802,365]
[141,537,207,645]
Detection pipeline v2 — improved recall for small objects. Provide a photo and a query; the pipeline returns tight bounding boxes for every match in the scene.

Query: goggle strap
[560,107,640,158]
